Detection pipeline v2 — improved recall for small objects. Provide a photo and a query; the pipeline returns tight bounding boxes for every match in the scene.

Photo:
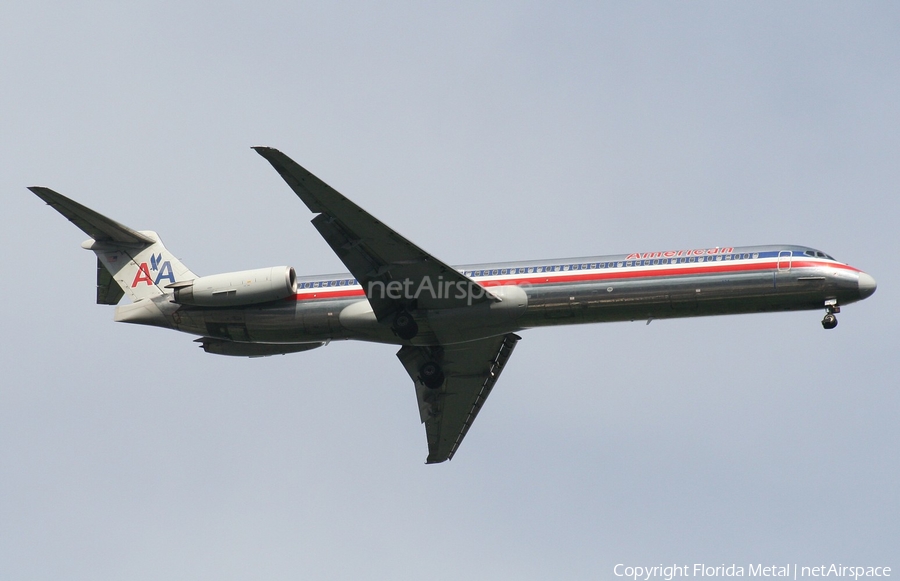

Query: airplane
[29,147,877,463]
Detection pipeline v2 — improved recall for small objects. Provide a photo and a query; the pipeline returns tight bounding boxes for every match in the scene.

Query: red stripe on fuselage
[290,259,859,302]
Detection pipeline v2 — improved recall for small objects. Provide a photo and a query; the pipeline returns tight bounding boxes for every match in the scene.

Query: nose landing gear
[822,300,840,330]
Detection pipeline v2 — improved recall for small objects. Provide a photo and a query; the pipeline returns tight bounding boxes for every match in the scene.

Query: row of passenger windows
[296,252,766,289]
[462,253,760,277]
[299,279,358,289]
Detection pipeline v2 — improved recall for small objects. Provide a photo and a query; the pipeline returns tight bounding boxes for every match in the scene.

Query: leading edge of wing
[251,147,332,214]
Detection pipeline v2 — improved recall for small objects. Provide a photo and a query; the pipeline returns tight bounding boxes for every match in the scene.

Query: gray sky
[2,2,897,579]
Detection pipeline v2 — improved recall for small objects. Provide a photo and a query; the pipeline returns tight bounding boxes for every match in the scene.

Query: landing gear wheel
[392,310,418,340]
[419,361,445,389]
[822,313,838,330]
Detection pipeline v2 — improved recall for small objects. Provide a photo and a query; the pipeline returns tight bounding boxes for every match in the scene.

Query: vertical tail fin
[29,187,196,304]
[87,232,196,302]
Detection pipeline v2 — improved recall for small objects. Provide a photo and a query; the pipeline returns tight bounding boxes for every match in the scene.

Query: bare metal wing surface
[253,147,495,322]
[397,333,521,463]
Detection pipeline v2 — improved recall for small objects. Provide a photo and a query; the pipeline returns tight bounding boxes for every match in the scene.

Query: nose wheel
[822,301,839,330]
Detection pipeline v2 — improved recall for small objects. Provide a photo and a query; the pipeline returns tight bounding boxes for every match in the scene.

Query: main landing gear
[392,310,419,340]
[419,361,445,389]
[822,300,840,330]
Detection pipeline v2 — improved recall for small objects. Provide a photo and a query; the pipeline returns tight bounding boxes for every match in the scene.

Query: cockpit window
[806,249,835,260]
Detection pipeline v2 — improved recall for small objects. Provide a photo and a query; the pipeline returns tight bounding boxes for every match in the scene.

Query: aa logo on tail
[132,253,176,287]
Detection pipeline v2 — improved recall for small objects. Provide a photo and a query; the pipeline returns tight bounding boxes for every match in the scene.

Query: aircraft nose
[858,272,877,300]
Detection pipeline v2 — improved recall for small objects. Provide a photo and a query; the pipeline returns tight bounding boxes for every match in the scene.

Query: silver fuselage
[140,244,874,347]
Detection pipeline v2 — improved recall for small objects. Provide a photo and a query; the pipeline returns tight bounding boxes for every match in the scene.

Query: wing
[397,333,521,463]
[253,147,495,323]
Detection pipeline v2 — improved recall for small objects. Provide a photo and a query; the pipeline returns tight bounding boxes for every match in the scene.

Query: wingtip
[27,186,58,203]
[253,146,292,175]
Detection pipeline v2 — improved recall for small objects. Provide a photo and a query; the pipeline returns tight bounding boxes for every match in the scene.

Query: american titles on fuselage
[625,247,734,260]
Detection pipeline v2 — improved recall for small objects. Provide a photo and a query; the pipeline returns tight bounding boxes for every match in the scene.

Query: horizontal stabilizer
[30,186,197,303]
[28,186,154,246]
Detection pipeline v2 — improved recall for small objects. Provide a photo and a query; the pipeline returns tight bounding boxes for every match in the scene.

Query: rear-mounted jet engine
[168,266,297,307]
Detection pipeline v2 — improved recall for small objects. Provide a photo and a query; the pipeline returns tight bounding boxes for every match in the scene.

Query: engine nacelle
[170,266,297,307]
